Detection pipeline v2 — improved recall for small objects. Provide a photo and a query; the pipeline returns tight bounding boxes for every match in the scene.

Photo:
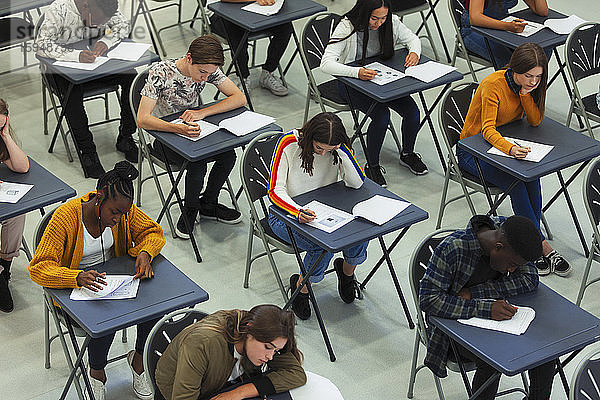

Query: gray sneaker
[259,70,288,96]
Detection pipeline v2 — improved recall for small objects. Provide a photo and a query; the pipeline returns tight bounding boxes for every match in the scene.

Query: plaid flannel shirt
[419,215,539,378]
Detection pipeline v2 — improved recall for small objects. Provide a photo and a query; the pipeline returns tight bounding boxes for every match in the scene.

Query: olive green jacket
[155,311,306,400]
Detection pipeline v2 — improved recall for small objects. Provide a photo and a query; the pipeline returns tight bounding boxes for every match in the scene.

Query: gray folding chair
[570,348,600,400]
[0,13,35,75]
[390,0,439,61]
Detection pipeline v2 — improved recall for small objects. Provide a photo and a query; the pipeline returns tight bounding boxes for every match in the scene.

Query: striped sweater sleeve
[268,133,302,218]
[338,144,365,188]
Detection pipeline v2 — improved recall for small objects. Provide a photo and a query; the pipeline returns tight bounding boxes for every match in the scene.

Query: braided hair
[96,161,139,201]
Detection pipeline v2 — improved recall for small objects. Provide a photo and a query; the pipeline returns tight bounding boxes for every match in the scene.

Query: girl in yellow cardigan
[29,161,165,400]
[459,43,570,278]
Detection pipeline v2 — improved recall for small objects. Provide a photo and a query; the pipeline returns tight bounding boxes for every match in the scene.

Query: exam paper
[218,111,275,136]
[170,119,220,141]
[458,306,535,335]
[242,0,284,16]
[544,14,588,35]
[54,56,109,71]
[70,275,140,300]
[487,137,554,162]
[501,17,546,37]
[405,61,457,83]
[352,195,410,225]
[106,42,151,61]
[0,181,33,203]
[364,61,405,85]
[303,200,355,233]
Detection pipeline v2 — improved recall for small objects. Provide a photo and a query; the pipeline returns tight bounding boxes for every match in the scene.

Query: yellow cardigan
[29,191,166,288]
[461,70,544,155]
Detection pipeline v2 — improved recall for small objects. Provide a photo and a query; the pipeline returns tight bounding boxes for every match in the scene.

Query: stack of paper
[364,61,405,85]
[0,181,34,203]
[54,56,109,71]
[501,17,546,37]
[218,111,275,136]
[242,0,284,16]
[458,306,535,335]
[544,15,588,35]
[487,137,554,162]
[106,42,151,61]
[170,119,220,141]
[70,275,140,300]
[405,61,457,83]
[352,195,410,225]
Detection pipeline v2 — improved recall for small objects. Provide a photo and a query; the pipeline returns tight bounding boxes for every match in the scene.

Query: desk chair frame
[565,22,600,140]
[570,348,600,400]
[448,0,493,82]
[0,11,37,76]
[390,0,440,61]
[144,309,208,397]
[241,132,293,302]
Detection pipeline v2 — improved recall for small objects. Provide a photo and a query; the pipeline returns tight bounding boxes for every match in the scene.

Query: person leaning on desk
[35,0,139,178]
[267,112,368,321]
[458,42,570,277]
[28,161,165,400]
[419,215,556,400]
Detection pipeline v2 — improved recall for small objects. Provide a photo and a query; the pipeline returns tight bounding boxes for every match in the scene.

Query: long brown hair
[507,43,548,112]
[204,304,303,363]
[0,98,16,162]
[298,112,351,176]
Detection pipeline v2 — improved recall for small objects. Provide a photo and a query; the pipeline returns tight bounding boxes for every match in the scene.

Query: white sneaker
[259,70,288,96]
[127,350,153,400]
[89,375,106,400]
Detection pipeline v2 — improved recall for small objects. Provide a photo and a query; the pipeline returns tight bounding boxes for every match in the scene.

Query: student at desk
[29,161,165,400]
[155,304,306,400]
[420,215,556,400]
[0,98,29,313]
[321,0,427,186]
[460,0,551,67]
[136,35,246,239]
[459,43,570,277]
[268,112,367,320]
[36,0,139,178]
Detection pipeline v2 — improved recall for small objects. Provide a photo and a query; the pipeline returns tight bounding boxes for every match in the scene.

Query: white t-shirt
[80,223,114,267]
[228,346,245,382]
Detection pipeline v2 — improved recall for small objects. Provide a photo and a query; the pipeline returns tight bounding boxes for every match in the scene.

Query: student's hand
[491,300,517,320]
[175,122,201,138]
[358,67,377,80]
[79,50,96,63]
[91,41,108,57]
[256,0,275,5]
[458,287,471,300]
[180,109,205,123]
[520,84,538,95]
[405,52,419,67]
[0,115,9,138]
[509,145,531,159]
[298,208,316,224]
[134,251,153,280]
[506,19,527,33]
[76,270,107,291]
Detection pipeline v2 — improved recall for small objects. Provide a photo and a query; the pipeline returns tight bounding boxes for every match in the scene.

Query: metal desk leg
[49,82,73,154]
[282,226,336,362]
[415,0,451,62]
[360,227,409,289]
[472,157,519,216]
[449,339,474,397]
[483,37,499,70]
[282,30,302,76]
[59,316,93,400]
[556,170,589,257]
[417,91,447,171]
[556,358,570,397]
[223,30,254,110]
[542,162,588,211]
[343,85,378,169]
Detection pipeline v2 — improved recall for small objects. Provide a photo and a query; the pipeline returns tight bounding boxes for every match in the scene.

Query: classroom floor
[1,0,600,399]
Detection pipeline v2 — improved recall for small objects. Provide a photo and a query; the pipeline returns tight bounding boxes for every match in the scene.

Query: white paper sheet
[544,14,588,35]
[106,42,151,61]
[352,195,410,225]
[303,200,355,233]
[241,0,284,16]
[501,17,546,37]
[218,110,275,136]
[70,275,140,300]
[0,181,33,203]
[54,56,109,71]
[458,306,535,335]
[364,61,405,85]
[487,137,554,162]
[405,61,457,83]
[170,119,220,141]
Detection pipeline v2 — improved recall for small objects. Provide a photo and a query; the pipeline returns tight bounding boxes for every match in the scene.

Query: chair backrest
[390,0,428,15]
[439,82,478,153]
[143,309,208,395]
[129,66,151,118]
[583,157,600,239]
[0,16,35,47]
[570,348,600,400]
[34,208,56,250]
[448,0,466,31]
[300,12,342,72]
[565,23,600,84]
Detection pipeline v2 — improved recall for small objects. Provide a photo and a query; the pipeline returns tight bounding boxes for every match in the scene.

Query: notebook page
[106,42,151,61]
[487,137,554,162]
[302,200,355,233]
[170,119,220,141]
[54,56,109,71]
[241,0,284,16]
[364,62,405,85]
[501,17,546,37]
[458,306,535,335]
[351,195,410,225]
[0,182,34,203]
[405,61,457,83]
[544,15,587,35]
[70,275,138,300]
[218,111,275,136]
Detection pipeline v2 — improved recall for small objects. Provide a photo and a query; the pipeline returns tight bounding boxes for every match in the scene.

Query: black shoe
[334,258,359,304]
[0,259,11,282]
[198,201,242,224]
[116,136,139,163]
[80,152,105,179]
[0,273,13,313]
[175,208,198,240]
[400,152,428,175]
[548,250,571,277]
[534,256,551,276]
[364,164,387,187]
[289,274,311,320]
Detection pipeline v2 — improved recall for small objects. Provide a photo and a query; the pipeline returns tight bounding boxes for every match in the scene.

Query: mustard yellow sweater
[461,70,544,155]
[29,191,165,288]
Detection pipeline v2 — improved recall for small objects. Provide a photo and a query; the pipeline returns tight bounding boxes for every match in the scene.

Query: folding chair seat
[570,348,600,400]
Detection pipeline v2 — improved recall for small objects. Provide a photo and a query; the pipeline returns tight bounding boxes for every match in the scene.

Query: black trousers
[153,141,236,209]
[209,15,293,79]
[50,70,137,154]
[451,343,555,400]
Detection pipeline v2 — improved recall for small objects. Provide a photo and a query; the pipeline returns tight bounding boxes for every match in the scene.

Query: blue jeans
[457,147,544,239]
[268,213,369,283]
[337,82,420,166]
